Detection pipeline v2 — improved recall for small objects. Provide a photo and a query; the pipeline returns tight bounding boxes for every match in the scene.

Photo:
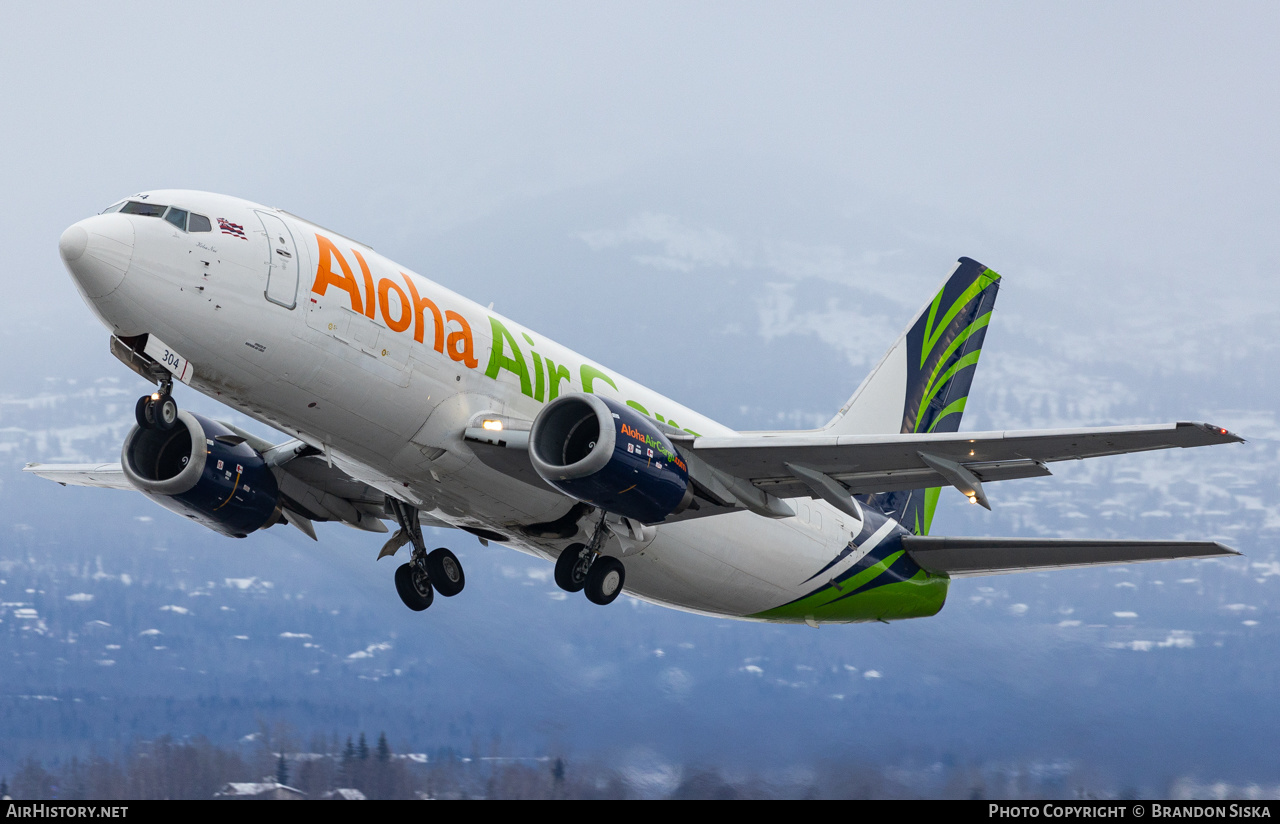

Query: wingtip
[1184,421,1246,444]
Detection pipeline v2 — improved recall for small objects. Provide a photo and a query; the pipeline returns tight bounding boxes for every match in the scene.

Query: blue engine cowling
[528,394,691,524]
[121,411,280,538]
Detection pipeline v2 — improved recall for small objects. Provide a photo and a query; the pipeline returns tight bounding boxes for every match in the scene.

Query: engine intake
[121,411,280,538]
[529,394,690,524]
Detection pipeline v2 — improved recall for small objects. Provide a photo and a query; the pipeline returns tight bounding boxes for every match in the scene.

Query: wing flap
[753,457,1053,498]
[902,536,1240,577]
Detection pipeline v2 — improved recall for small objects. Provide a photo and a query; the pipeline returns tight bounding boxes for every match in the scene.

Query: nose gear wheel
[134,374,178,431]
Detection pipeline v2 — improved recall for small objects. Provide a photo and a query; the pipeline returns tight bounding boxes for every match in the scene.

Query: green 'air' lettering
[544,358,572,400]
[484,316,532,397]
[581,365,617,395]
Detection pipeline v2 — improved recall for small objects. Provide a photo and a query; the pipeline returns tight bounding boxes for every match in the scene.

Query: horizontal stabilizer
[902,536,1240,577]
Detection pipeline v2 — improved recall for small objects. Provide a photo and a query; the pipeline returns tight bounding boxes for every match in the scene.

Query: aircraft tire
[394,562,434,611]
[135,396,153,429]
[426,548,465,597]
[154,395,179,431]
[584,556,625,606]
[554,544,590,593]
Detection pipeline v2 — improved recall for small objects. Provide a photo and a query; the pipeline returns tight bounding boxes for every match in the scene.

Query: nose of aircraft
[59,214,134,298]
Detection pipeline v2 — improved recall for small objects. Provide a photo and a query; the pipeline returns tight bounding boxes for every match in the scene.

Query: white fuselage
[62,190,863,619]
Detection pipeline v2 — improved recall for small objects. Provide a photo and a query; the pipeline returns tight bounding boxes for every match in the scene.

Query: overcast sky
[3,3,1277,421]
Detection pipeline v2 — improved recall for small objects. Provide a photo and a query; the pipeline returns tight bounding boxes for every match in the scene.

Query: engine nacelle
[529,394,691,524]
[121,411,280,538]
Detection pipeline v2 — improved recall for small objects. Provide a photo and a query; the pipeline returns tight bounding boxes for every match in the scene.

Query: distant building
[214,780,306,800]
[322,788,367,800]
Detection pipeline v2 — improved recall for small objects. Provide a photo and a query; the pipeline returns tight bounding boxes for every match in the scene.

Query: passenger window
[164,208,189,230]
[188,214,212,232]
[121,201,167,217]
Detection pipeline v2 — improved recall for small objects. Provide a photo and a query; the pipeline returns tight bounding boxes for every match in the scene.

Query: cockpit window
[165,208,189,230]
[116,200,211,234]
[100,201,126,214]
[120,201,167,217]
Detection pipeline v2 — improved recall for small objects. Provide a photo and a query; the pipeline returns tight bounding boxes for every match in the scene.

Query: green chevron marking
[921,486,941,535]
[919,270,999,369]
[915,350,982,431]
[914,309,990,434]
[926,397,968,433]
[919,311,991,404]
[749,567,949,623]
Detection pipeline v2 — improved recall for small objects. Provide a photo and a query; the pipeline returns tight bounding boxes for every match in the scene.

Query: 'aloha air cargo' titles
[309,235,701,435]
[620,422,688,472]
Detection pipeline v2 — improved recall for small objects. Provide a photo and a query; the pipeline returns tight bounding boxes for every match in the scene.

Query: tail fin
[826,257,1002,534]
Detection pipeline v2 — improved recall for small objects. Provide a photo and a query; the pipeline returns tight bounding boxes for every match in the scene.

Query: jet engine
[121,410,280,538]
[529,394,692,524]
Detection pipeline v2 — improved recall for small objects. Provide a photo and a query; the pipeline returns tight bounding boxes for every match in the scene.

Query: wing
[673,421,1242,515]
[902,536,1240,577]
[196,425,398,538]
[24,423,405,540]
[463,419,1242,522]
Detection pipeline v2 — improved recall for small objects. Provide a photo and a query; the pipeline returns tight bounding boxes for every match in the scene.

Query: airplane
[25,190,1245,625]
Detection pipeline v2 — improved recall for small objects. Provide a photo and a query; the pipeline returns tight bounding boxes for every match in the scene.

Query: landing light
[150,392,161,401]
[482,420,503,432]
[968,495,979,504]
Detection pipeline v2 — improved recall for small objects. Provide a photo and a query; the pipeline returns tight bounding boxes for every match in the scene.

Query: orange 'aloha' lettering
[445,310,478,369]
[351,249,378,320]
[378,278,412,333]
[400,274,445,353]
[312,234,363,314]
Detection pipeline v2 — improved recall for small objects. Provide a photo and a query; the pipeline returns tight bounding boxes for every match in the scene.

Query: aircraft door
[257,211,299,309]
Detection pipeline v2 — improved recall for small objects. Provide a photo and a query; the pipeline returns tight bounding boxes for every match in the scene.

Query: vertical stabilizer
[825,257,1001,533]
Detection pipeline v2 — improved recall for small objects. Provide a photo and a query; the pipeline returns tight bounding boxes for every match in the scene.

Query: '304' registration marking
[142,334,194,384]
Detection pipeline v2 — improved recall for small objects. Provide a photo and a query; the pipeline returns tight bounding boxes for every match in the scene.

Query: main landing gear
[554,512,626,606]
[134,376,178,431]
[385,497,465,612]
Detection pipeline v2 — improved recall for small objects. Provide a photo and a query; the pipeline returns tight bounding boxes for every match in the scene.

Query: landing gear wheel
[135,396,153,429]
[394,562,434,611]
[554,543,591,593]
[153,394,178,431]
[585,556,626,606]
[426,548,465,597]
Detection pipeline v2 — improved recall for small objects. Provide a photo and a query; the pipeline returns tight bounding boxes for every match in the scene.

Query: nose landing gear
[554,511,627,606]
[134,376,178,432]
